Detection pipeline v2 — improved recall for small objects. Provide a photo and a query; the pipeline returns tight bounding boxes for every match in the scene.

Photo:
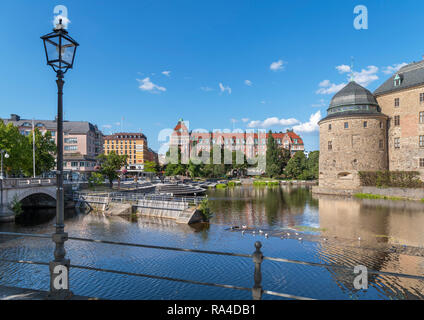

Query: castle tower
[318,81,389,190]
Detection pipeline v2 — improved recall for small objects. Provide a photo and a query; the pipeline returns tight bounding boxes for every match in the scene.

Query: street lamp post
[41,19,79,299]
[0,150,12,220]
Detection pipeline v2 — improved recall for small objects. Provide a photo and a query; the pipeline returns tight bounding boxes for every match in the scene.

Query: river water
[0,186,423,300]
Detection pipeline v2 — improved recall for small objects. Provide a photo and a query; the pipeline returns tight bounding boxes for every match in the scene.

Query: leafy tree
[144,160,158,173]
[24,129,56,176]
[0,122,56,177]
[284,151,307,179]
[305,151,319,180]
[97,151,128,187]
[88,172,104,187]
[265,131,290,178]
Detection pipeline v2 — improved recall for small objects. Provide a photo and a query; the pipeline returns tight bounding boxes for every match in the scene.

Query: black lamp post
[41,19,79,299]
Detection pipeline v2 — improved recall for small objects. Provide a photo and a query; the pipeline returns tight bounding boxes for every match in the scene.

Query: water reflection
[0,186,423,299]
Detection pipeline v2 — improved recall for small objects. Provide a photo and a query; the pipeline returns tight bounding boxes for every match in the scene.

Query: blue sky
[0,0,423,153]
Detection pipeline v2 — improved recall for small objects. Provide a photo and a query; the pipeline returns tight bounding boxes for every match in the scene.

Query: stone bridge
[0,178,57,222]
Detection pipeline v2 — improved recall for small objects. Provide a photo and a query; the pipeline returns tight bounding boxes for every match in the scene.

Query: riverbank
[313,185,424,201]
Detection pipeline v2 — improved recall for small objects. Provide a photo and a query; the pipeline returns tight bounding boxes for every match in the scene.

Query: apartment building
[2,114,103,177]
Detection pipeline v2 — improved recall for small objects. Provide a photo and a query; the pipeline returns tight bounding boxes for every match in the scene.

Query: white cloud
[219,83,232,94]
[292,110,322,133]
[247,117,299,128]
[260,100,266,104]
[336,64,379,87]
[201,86,214,92]
[383,63,408,75]
[230,118,238,124]
[137,77,166,93]
[102,124,112,129]
[316,80,346,95]
[336,65,351,73]
[244,80,252,86]
[241,118,249,123]
[162,70,171,77]
[352,66,379,87]
[270,60,285,71]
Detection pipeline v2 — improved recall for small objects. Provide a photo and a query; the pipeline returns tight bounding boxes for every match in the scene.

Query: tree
[265,131,289,178]
[284,151,307,179]
[97,151,128,187]
[305,151,319,180]
[144,161,158,173]
[0,122,56,177]
[24,129,56,176]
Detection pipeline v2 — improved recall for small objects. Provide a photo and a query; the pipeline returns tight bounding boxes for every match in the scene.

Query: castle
[317,60,424,192]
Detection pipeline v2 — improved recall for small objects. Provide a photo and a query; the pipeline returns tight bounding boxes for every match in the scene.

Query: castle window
[394,98,400,107]
[394,115,400,126]
[344,122,349,129]
[394,138,400,149]
[328,124,332,131]
[420,158,424,168]
[420,93,424,103]
[380,121,383,129]
[379,140,384,149]
[363,121,367,128]
[420,136,424,148]
[328,141,332,150]
[420,112,424,124]
[394,74,402,87]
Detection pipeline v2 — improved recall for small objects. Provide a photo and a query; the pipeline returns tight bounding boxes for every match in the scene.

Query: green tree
[88,172,104,187]
[144,160,158,173]
[24,129,56,176]
[284,151,307,179]
[97,151,128,187]
[265,131,289,178]
[305,151,319,180]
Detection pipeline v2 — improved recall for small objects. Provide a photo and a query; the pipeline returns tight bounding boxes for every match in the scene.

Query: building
[317,59,424,192]
[317,81,388,190]
[374,60,424,178]
[168,119,304,162]
[2,114,103,178]
[103,132,158,173]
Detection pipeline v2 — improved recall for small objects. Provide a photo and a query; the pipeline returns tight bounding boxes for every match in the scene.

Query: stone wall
[376,84,424,179]
[361,186,424,200]
[319,114,388,189]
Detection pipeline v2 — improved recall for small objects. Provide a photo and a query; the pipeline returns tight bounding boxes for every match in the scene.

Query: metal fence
[1,231,424,300]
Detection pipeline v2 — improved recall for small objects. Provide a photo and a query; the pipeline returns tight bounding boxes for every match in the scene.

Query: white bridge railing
[1,178,56,188]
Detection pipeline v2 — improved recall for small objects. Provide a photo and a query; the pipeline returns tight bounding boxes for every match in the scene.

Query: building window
[420,158,424,168]
[380,121,383,129]
[420,112,424,124]
[328,124,332,131]
[71,161,78,167]
[64,138,77,144]
[328,141,332,150]
[394,115,400,126]
[394,98,400,107]
[420,93,424,103]
[394,138,400,149]
[64,146,78,151]
[344,122,349,129]
[394,74,402,87]
[363,121,367,128]
[379,140,383,149]
[420,136,424,148]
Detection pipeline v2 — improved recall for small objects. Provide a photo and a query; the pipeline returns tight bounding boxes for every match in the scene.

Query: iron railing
[1,231,424,300]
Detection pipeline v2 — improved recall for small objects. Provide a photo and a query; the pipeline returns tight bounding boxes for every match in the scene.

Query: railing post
[252,241,263,300]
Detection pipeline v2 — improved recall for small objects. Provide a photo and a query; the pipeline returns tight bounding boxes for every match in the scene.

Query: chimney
[10,114,20,121]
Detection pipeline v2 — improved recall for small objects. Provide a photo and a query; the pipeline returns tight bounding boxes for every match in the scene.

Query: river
[0,185,423,300]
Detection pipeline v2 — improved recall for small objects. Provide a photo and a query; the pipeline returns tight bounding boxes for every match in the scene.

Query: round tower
[318,81,388,190]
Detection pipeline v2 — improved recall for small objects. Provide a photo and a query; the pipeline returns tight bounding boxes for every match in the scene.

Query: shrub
[216,183,228,189]
[9,195,23,216]
[199,199,213,221]
[358,171,423,188]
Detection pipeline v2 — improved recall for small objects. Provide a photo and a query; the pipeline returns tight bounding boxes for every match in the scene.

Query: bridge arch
[15,188,57,203]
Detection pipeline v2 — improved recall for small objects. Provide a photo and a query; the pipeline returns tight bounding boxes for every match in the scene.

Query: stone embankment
[313,185,424,201]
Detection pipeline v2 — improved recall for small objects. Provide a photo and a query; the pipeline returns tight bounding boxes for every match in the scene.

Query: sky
[0,0,423,154]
